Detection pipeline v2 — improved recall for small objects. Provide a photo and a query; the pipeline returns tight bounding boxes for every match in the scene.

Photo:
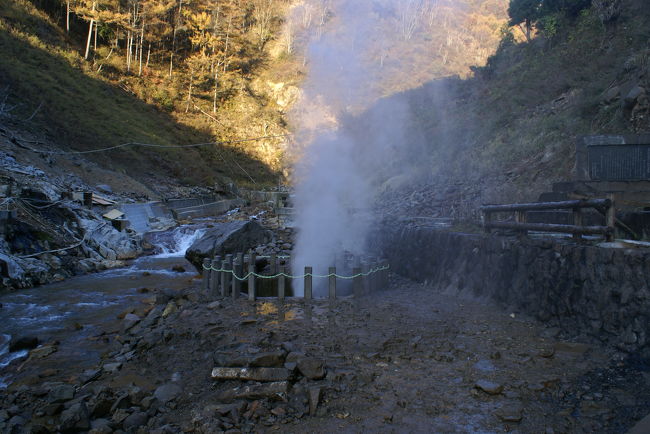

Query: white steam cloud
[289,0,439,296]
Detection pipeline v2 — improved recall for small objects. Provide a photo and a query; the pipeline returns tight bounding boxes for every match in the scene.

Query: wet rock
[495,403,523,422]
[185,220,270,272]
[9,336,39,352]
[211,367,291,382]
[207,301,222,309]
[49,384,75,403]
[123,411,148,431]
[475,380,503,395]
[31,344,58,359]
[218,381,289,402]
[154,383,182,404]
[171,265,186,273]
[297,358,326,380]
[59,401,91,432]
[249,351,286,368]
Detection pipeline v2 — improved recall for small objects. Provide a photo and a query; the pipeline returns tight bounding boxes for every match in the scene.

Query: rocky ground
[2,271,650,433]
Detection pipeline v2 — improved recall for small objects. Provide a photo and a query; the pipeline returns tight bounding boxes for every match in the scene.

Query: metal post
[278,265,285,301]
[328,267,336,299]
[248,253,256,301]
[304,266,312,300]
[352,267,362,298]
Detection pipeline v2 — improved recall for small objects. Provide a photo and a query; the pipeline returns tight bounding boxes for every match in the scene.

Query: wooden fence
[480,198,615,241]
[202,253,390,301]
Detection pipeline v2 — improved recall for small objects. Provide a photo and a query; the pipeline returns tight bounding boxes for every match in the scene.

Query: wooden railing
[480,198,615,241]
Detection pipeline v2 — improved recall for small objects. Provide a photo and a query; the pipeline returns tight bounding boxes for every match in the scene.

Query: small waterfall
[152,226,206,258]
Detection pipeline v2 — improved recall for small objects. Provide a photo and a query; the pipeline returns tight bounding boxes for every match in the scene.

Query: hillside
[347,0,650,217]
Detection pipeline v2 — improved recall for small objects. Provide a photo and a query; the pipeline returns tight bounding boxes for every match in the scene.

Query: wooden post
[221,257,231,298]
[515,210,527,237]
[328,267,336,299]
[202,258,211,292]
[361,262,370,294]
[606,194,615,241]
[573,207,583,241]
[483,211,492,233]
[224,255,233,297]
[231,255,240,299]
[352,267,362,298]
[210,257,221,299]
[270,254,277,274]
[304,266,312,300]
[248,252,256,301]
[278,265,286,301]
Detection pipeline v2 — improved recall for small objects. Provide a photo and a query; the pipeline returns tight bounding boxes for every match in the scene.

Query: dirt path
[2,275,649,433]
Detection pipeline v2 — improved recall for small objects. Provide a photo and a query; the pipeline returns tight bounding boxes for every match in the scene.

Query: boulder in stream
[185,220,270,272]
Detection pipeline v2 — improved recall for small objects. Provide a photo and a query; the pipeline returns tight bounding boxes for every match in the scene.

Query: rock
[211,367,291,382]
[123,411,148,431]
[89,418,112,434]
[218,381,289,402]
[171,265,186,273]
[207,301,222,309]
[102,362,122,374]
[297,358,326,380]
[162,302,177,318]
[96,184,113,193]
[475,380,503,395]
[185,220,270,272]
[602,86,620,103]
[495,403,523,422]
[122,313,141,332]
[59,401,91,431]
[48,384,75,403]
[249,351,286,368]
[154,383,182,404]
[9,336,39,352]
[308,386,322,416]
[624,85,645,109]
[31,344,57,358]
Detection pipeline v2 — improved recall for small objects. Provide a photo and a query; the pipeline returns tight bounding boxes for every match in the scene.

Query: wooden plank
[481,199,611,213]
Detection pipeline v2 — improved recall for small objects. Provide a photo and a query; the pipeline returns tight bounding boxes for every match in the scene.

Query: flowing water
[0,224,206,388]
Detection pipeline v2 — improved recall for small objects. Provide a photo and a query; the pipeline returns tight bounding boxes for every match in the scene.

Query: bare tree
[397,0,426,41]
[252,0,275,47]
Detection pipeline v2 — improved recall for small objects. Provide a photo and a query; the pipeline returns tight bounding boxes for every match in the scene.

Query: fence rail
[202,253,390,301]
[480,197,615,241]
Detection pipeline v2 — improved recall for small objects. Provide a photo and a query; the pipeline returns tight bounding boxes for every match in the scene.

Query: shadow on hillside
[0,27,278,188]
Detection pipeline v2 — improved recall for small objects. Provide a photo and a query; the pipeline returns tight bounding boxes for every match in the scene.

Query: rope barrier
[15,134,291,155]
[202,263,390,281]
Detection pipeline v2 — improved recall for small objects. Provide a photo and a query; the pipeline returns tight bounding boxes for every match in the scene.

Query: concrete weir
[380,224,650,355]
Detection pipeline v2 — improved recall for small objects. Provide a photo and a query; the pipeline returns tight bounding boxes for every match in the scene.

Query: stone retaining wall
[380,225,650,355]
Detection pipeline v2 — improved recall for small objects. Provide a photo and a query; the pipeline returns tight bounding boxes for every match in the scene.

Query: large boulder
[185,220,270,272]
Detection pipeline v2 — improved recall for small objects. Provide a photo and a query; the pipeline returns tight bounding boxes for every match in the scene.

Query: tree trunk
[146,42,151,68]
[84,1,96,60]
[138,21,144,76]
[66,0,70,32]
[186,72,193,113]
[170,0,183,77]
[213,70,218,113]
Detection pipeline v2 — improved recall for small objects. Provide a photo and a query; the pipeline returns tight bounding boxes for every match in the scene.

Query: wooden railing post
[202,258,210,292]
[304,266,312,300]
[606,194,615,242]
[248,252,257,301]
[328,267,336,299]
[210,256,221,299]
[221,256,231,298]
[573,207,583,241]
[278,265,285,301]
[352,267,362,298]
